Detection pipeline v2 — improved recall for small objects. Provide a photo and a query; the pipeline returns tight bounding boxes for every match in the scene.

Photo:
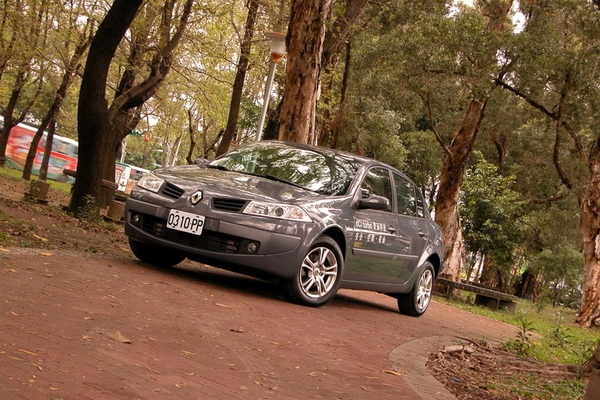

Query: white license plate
[167,209,205,235]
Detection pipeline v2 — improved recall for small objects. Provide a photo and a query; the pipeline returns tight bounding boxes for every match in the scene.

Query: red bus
[5,122,78,182]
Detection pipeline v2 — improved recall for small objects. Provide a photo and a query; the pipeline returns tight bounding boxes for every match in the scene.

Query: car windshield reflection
[209,142,359,195]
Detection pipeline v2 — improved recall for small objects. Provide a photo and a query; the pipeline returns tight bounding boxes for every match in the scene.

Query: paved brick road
[0,250,516,400]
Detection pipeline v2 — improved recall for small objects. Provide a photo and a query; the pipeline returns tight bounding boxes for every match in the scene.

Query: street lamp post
[256,31,286,141]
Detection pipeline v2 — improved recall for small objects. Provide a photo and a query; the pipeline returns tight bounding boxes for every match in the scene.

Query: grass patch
[0,165,72,195]
[439,291,599,364]
[497,373,585,400]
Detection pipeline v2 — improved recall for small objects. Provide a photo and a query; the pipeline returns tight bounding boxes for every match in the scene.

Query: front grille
[212,198,247,212]
[161,182,185,199]
[139,214,240,253]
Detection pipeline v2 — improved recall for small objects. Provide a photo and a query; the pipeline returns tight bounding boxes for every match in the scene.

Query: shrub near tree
[459,153,525,291]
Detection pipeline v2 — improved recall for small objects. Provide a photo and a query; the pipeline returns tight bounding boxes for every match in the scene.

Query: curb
[389,336,458,400]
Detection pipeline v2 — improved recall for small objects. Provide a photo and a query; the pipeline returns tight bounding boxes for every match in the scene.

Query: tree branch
[494,78,557,120]
[109,0,194,117]
[419,91,452,158]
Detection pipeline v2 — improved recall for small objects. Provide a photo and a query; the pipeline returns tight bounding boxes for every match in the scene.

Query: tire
[398,262,435,317]
[281,236,343,307]
[128,238,185,268]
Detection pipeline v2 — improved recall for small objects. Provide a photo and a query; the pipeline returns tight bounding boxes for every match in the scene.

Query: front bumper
[124,197,304,280]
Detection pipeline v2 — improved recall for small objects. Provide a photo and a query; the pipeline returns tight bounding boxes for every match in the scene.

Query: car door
[392,172,429,283]
[344,167,406,283]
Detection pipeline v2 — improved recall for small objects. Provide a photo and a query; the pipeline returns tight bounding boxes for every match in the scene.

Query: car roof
[256,140,403,174]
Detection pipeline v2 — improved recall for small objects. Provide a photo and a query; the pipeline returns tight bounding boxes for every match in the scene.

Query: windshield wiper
[262,174,309,190]
[207,164,229,171]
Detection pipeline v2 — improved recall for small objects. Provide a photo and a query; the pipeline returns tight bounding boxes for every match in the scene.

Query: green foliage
[238,97,261,139]
[460,152,526,268]
[532,247,583,308]
[78,195,101,223]
[336,94,409,170]
[398,130,443,200]
[503,312,536,356]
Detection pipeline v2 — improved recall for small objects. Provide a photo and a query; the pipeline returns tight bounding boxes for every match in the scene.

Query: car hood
[153,165,324,203]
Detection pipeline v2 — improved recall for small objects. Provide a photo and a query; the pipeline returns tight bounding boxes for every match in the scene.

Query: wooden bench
[437,277,518,312]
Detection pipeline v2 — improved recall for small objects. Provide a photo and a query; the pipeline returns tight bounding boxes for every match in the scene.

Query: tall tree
[493,0,600,327]
[433,0,513,281]
[577,0,600,329]
[22,12,94,180]
[69,0,144,214]
[70,0,194,213]
[318,0,370,147]
[0,0,49,165]
[216,0,259,156]
[278,0,332,144]
[104,0,194,196]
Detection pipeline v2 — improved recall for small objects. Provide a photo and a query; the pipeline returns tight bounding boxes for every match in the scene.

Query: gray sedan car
[124,141,443,316]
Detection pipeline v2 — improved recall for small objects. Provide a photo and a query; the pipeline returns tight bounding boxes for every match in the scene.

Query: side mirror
[358,194,390,211]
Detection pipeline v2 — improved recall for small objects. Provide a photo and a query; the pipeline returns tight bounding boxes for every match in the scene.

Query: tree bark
[216,0,259,156]
[435,99,487,280]
[0,71,26,165]
[584,343,600,399]
[278,0,332,144]
[69,0,143,214]
[39,120,57,181]
[185,108,197,164]
[576,139,600,327]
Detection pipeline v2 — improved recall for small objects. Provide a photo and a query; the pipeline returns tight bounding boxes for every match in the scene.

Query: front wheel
[281,236,343,307]
[397,262,435,317]
[128,239,185,268]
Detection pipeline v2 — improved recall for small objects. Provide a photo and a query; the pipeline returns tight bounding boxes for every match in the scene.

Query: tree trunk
[514,268,538,299]
[0,70,26,166]
[216,0,259,156]
[479,255,508,291]
[435,99,487,280]
[69,0,143,214]
[185,108,197,164]
[39,120,56,181]
[576,139,600,327]
[318,0,367,146]
[278,0,332,144]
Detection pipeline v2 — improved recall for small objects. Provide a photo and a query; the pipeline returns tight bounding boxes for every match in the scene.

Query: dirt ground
[0,175,585,399]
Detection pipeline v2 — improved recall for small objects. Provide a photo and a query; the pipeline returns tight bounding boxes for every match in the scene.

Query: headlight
[137,173,164,193]
[243,201,312,222]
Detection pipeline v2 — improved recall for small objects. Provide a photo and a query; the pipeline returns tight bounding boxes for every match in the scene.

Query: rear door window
[393,173,417,217]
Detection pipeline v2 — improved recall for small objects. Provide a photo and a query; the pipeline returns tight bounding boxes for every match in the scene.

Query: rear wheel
[281,236,343,307]
[398,262,435,317]
[128,239,185,268]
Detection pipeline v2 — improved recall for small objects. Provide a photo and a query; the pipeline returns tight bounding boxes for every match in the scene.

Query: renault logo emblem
[189,190,203,205]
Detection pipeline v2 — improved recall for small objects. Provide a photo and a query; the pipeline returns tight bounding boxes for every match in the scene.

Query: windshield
[209,142,360,196]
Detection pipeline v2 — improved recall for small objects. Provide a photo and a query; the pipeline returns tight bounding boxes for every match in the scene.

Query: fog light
[246,242,258,254]
[132,214,140,224]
